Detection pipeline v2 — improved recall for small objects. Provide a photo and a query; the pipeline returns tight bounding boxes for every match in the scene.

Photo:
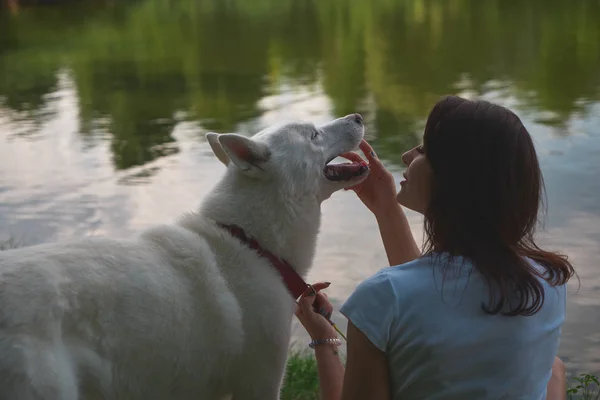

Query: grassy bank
[282,352,600,400]
[281,352,321,400]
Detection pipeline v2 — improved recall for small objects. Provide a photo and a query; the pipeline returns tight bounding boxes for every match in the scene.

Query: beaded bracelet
[309,338,342,349]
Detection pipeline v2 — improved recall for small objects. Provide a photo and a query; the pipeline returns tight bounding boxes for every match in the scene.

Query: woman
[295,95,574,400]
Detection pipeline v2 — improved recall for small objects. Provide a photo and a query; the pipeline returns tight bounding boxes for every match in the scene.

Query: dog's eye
[311,130,319,140]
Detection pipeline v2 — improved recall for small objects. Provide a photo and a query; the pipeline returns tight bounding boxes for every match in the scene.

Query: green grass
[282,352,600,400]
[568,374,600,400]
[281,352,320,400]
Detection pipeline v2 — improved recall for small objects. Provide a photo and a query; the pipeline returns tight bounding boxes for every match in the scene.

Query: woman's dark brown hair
[422,95,575,316]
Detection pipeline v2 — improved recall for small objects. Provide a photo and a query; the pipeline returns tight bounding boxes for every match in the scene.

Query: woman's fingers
[359,140,376,161]
[298,283,333,319]
[360,139,386,166]
[297,283,328,309]
[310,282,331,292]
[341,140,377,164]
[313,293,333,319]
[296,295,315,320]
[339,152,369,193]
[339,151,364,163]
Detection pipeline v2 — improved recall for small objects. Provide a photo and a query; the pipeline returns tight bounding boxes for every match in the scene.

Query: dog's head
[206,114,369,201]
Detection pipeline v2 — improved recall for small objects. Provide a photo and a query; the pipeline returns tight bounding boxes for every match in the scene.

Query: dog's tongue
[330,161,367,174]
[324,161,368,181]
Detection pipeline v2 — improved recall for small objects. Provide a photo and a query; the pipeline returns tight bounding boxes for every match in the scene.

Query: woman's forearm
[375,203,421,266]
[314,345,345,400]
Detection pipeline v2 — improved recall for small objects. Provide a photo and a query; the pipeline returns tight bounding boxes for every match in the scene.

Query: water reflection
[2,0,599,168]
[0,0,599,373]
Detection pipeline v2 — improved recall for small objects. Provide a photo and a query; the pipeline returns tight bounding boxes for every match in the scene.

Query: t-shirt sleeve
[340,269,398,352]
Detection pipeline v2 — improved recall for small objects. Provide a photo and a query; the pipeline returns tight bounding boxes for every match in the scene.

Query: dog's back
[0,223,244,399]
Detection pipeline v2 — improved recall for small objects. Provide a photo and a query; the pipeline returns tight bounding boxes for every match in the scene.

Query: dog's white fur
[0,115,366,400]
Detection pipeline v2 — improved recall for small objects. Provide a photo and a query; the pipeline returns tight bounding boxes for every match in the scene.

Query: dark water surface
[1,0,599,373]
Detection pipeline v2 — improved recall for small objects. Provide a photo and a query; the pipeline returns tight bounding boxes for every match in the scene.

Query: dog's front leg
[231,337,289,400]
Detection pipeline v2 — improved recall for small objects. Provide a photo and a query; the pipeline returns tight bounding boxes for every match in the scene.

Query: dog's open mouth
[323,159,369,181]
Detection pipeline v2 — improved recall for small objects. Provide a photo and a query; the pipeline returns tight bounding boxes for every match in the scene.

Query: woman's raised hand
[341,140,398,218]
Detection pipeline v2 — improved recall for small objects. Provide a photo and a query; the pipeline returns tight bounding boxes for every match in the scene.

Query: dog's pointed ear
[217,133,270,174]
[205,132,230,166]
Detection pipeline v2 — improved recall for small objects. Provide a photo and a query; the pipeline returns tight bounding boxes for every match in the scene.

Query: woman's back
[340,253,566,399]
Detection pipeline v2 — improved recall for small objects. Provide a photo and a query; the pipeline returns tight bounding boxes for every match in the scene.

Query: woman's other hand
[295,282,338,340]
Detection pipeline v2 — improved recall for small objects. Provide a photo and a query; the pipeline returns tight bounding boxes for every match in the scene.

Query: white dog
[0,114,368,399]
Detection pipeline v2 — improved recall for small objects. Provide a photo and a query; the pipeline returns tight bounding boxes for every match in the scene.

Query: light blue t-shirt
[340,253,566,400]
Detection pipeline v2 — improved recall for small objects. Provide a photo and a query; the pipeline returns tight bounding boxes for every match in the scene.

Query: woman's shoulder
[377,253,477,302]
[384,253,567,305]
[386,252,472,278]
[339,254,475,351]
[351,256,437,298]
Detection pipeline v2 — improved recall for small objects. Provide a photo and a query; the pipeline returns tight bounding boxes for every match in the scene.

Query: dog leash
[217,222,346,342]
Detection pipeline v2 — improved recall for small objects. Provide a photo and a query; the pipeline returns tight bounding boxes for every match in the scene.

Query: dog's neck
[193,170,322,279]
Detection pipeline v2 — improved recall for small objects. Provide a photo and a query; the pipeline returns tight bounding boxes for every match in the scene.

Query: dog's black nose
[352,113,363,125]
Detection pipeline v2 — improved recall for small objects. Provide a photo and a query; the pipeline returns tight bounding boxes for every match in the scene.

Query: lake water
[1,0,599,375]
